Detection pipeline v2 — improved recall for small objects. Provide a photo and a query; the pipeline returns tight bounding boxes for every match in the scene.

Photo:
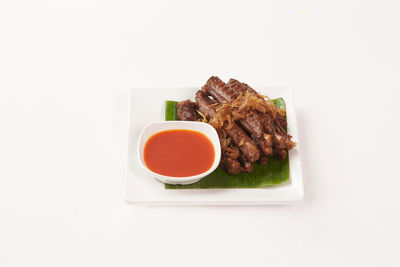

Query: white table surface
[1,1,399,266]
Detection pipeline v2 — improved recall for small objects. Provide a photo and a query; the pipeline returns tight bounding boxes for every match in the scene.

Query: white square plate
[124,87,303,205]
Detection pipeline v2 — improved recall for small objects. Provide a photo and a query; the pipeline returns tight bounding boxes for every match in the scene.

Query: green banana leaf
[164,98,289,189]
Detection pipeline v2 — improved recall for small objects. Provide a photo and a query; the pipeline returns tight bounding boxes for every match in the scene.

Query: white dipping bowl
[137,121,221,185]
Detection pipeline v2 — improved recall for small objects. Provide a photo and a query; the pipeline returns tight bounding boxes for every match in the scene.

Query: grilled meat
[195,90,260,163]
[177,100,199,121]
[176,99,245,175]
[175,76,297,175]
[226,78,296,156]
[202,76,274,156]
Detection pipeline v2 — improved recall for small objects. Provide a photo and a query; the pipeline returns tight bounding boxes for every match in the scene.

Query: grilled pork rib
[177,100,199,121]
[226,78,296,159]
[175,74,296,175]
[176,99,245,174]
[195,90,260,163]
[202,76,274,157]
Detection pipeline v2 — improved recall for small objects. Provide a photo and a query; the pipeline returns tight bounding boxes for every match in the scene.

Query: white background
[1,0,399,266]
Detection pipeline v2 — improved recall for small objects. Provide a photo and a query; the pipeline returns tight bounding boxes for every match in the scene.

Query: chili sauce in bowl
[144,129,215,177]
[137,121,221,185]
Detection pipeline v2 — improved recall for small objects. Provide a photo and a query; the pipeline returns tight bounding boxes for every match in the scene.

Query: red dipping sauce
[143,129,215,177]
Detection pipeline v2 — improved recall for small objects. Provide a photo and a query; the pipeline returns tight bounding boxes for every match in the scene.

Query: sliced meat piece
[220,155,244,175]
[218,129,239,159]
[217,131,245,175]
[262,133,274,156]
[203,76,273,156]
[227,78,296,157]
[227,78,290,131]
[195,90,260,163]
[239,111,264,138]
[177,100,199,121]
[237,153,254,172]
[203,76,241,102]
[177,99,244,174]
[226,78,257,95]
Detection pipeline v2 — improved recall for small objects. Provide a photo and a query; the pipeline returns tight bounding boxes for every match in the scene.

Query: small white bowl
[137,121,221,185]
